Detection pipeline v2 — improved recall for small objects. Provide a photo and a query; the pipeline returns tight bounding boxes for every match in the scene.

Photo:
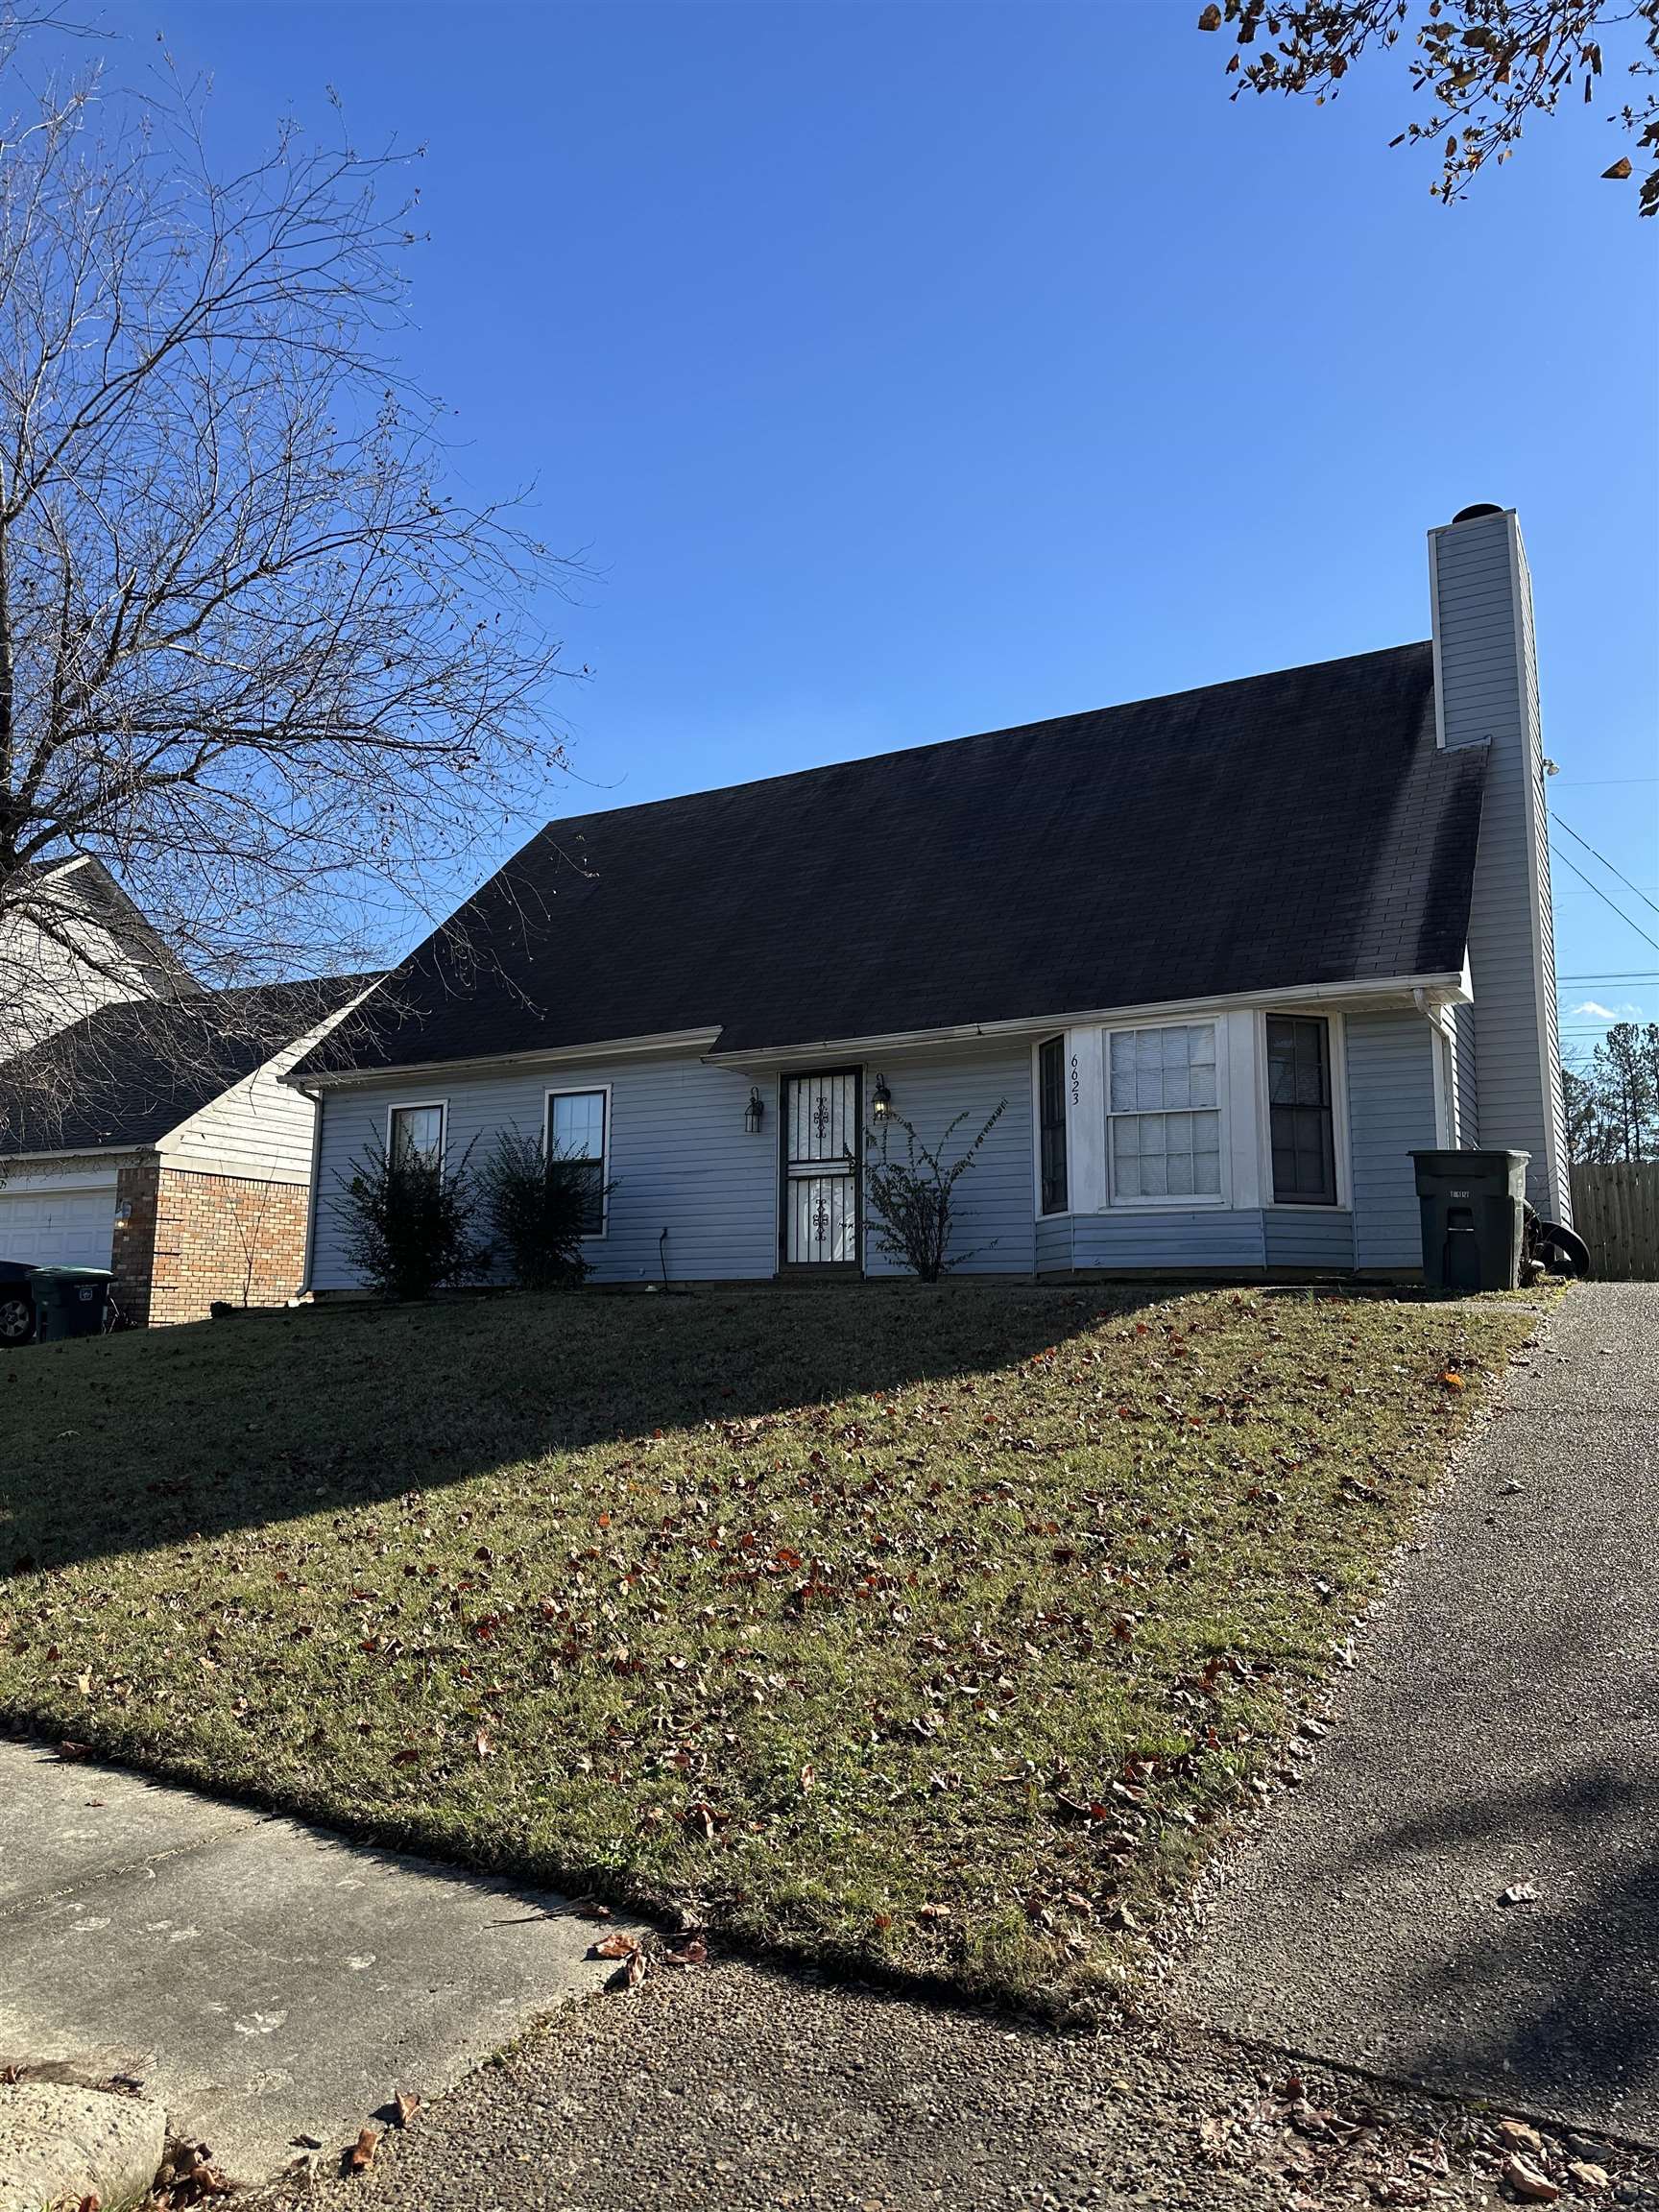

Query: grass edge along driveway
[0,1283,1535,2016]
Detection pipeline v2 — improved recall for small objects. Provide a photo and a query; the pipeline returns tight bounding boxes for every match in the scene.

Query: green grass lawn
[0,1283,1532,2012]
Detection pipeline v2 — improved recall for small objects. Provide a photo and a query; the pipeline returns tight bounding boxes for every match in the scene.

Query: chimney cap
[1451,501,1505,524]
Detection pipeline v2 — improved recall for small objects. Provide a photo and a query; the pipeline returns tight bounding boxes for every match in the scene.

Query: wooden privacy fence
[1569,1161,1659,1281]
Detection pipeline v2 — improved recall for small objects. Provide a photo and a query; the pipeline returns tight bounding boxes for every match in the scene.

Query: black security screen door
[1266,1016,1336,1205]
[782,1070,860,1266]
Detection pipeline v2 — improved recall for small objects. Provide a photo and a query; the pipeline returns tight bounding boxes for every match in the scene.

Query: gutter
[296,1079,325,1299]
[272,972,1471,1094]
[281,1025,725,1094]
[709,971,1472,1071]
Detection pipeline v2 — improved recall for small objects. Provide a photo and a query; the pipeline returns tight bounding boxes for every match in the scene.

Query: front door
[782,1070,861,1269]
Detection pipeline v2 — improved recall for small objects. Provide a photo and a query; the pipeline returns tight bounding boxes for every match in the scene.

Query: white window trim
[1104,1018,1230,1210]
[1030,1034,1072,1220]
[545,1082,613,1241]
[1257,1010,1351,1212]
[385,1097,448,1173]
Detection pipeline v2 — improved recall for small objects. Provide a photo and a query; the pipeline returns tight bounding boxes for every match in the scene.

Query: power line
[1549,845,1659,953]
[1553,814,1659,919]
[1558,971,1659,981]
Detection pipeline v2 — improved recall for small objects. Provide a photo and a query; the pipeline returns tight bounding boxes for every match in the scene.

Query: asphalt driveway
[1178,1280,1659,2142]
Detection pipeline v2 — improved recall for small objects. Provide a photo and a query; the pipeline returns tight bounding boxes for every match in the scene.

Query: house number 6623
[1069,1052,1080,1107]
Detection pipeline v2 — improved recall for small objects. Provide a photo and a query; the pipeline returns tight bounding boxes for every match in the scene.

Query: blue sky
[104,2,1659,1048]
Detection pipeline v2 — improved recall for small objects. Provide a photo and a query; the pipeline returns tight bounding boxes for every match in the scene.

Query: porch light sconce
[744,1087,765,1134]
[871,1074,893,1122]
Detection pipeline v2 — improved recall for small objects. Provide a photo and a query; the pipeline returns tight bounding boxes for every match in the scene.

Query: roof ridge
[523,639,1434,844]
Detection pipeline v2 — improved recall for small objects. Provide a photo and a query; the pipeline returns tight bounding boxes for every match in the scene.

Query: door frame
[778,1065,864,1276]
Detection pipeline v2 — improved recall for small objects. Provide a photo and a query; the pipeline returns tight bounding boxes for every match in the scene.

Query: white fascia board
[707,972,1470,1071]
[0,1150,138,1184]
[282,1025,726,1094]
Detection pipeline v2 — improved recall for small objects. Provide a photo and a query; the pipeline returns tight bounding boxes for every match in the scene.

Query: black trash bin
[1409,1150,1529,1292]
[31,1265,114,1341]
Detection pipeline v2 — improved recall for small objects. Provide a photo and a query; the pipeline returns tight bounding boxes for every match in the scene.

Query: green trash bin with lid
[30,1265,114,1341]
[1408,1149,1529,1292]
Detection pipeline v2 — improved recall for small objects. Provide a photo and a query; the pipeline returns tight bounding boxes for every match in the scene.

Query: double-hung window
[547,1088,609,1237]
[1108,1022,1221,1201]
[389,1102,445,1169]
[1038,1036,1069,1215]
[1266,1015,1336,1205]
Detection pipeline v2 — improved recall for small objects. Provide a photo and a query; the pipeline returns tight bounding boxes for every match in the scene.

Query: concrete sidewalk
[0,1742,633,2180]
[1178,1281,1659,2143]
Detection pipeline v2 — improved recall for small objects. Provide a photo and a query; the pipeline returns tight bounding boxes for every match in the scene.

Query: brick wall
[111,1155,160,1327]
[147,1166,311,1326]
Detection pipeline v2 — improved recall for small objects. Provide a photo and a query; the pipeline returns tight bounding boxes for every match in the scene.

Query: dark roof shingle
[1,976,370,1157]
[300,642,1484,1077]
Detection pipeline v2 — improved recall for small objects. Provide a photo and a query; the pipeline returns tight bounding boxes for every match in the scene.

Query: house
[289,504,1569,1288]
[0,977,370,1330]
[0,855,196,1060]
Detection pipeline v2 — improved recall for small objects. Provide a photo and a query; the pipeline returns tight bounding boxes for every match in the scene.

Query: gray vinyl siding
[1431,511,1567,1219]
[1345,1007,1437,1268]
[861,1044,1034,1277]
[1451,1002,1479,1148]
[1034,1215,1073,1273]
[310,1040,1032,1290]
[1070,1210,1268,1271]
[310,1053,777,1288]
[1262,1209,1355,1270]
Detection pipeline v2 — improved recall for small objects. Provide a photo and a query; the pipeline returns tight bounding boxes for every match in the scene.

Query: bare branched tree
[0,7,580,1137]
[1198,0,1659,214]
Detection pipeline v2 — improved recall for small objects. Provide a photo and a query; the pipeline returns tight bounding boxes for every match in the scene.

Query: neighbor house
[0,977,370,1328]
[290,504,1569,1288]
[0,854,196,1060]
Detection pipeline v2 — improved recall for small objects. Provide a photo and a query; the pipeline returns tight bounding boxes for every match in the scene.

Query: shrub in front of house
[480,1129,614,1292]
[863,1101,1006,1281]
[334,1133,490,1302]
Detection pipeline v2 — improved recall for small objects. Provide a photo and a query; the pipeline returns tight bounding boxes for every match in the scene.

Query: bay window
[1108,1022,1222,1202]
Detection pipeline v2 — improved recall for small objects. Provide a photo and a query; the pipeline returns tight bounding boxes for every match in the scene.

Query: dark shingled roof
[298,642,1486,1078]
[1,976,370,1157]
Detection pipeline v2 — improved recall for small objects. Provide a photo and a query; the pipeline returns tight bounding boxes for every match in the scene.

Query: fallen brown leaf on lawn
[348,2124,380,2174]
[591,1931,640,1960]
[56,1741,90,1762]
[392,2088,421,2128]
[664,1936,708,1966]
[474,1730,493,1761]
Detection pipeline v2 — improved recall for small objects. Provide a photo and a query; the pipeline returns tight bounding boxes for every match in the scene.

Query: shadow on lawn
[3,1280,1177,1577]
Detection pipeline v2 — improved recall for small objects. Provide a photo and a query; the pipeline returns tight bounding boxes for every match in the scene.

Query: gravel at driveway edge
[251,1955,1659,2212]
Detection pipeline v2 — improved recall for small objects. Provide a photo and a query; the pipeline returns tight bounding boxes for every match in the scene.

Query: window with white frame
[547,1089,608,1236]
[389,1102,445,1168]
[1107,1022,1222,1201]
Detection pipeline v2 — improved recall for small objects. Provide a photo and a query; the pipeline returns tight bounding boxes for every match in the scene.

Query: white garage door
[0,1183,116,1267]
